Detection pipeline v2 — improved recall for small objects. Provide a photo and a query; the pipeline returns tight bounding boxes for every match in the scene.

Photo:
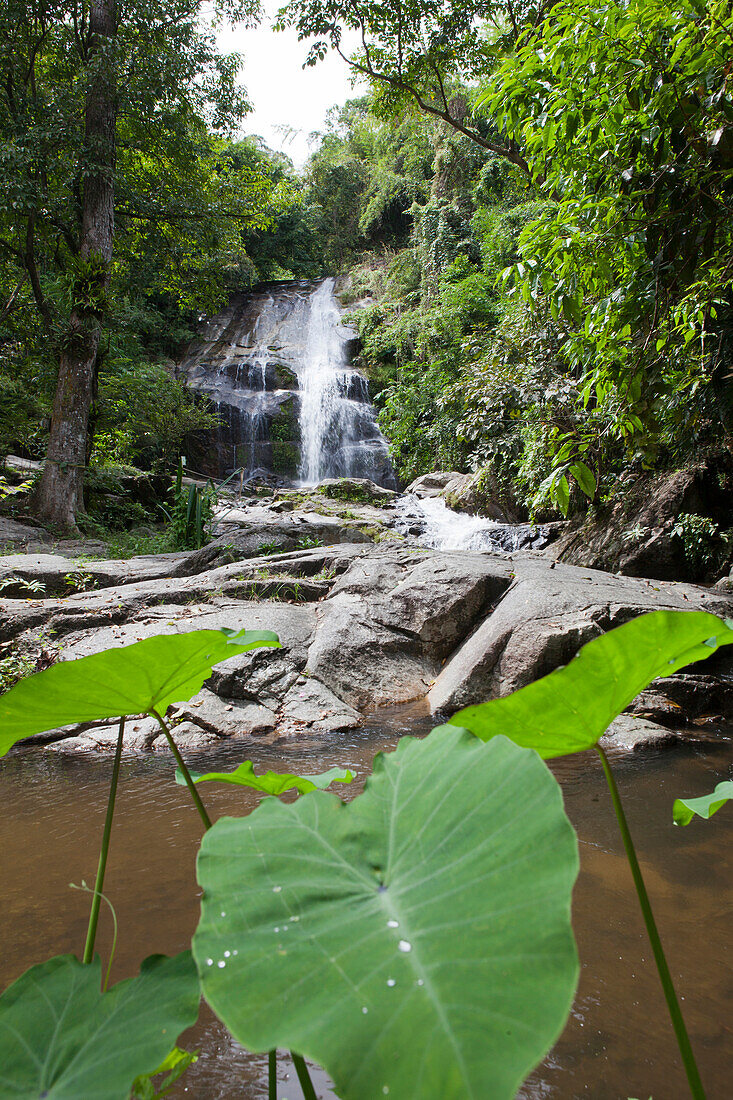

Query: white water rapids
[396,494,545,553]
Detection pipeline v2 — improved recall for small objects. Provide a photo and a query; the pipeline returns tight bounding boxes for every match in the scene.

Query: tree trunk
[35,1,117,529]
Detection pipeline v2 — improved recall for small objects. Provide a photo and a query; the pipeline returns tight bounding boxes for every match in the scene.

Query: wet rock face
[179,279,395,488]
[550,456,733,583]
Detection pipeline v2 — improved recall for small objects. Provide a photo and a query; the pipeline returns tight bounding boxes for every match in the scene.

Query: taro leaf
[176,760,353,794]
[194,727,579,1100]
[445,610,733,760]
[130,1046,198,1100]
[673,780,733,826]
[0,951,199,1100]
[0,628,279,757]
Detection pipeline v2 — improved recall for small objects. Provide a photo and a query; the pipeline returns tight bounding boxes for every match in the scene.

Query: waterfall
[182,278,395,488]
[297,278,391,485]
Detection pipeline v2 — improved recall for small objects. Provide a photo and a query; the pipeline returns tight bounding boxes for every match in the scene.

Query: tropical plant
[1,609,732,1099]
[673,780,733,826]
[161,461,216,550]
[442,609,733,1099]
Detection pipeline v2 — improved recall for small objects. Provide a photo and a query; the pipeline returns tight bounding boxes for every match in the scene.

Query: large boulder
[428,556,733,714]
[317,477,398,504]
[306,549,512,707]
[406,471,462,498]
[551,457,733,582]
[406,469,521,522]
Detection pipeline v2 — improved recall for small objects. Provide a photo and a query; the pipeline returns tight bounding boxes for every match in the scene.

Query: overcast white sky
[216,3,365,169]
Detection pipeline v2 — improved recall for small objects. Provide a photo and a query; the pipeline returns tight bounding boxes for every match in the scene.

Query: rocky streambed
[1,476,732,755]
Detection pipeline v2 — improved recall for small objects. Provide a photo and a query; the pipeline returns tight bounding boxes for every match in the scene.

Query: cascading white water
[297,278,393,485]
[397,494,521,551]
[241,341,269,477]
[182,278,394,486]
[395,493,549,553]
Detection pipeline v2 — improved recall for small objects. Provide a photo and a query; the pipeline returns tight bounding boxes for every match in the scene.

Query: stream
[2,708,731,1099]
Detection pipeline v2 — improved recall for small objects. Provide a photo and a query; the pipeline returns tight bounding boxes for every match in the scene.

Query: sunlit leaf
[673,780,733,826]
[176,760,353,794]
[444,611,733,759]
[570,460,596,499]
[194,727,579,1100]
[0,628,280,757]
[555,473,570,515]
[0,952,199,1100]
[130,1046,198,1100]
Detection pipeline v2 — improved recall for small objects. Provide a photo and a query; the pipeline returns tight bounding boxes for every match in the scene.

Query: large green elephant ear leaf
[176,760,353,794]
[673,780,733,826]
[0,951,199,1100]
[445,610,733,759]
[194,727,579,1100]
[0,627,279,757]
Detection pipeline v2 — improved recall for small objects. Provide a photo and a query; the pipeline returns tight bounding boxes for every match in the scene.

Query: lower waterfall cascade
[180,278,396,488]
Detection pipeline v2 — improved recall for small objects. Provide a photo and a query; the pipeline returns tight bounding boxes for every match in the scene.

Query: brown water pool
[2,710,731,1099]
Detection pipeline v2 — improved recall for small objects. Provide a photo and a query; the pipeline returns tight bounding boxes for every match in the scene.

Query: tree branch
[24,212,54,337]
[0,272,28,325]
[336,45,531,174]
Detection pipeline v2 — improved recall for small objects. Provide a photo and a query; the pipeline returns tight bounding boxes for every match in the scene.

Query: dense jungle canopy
[1,0,731,528]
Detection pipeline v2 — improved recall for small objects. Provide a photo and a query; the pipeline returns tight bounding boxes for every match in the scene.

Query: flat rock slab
[0,551,190,597]
[3,501,732,754]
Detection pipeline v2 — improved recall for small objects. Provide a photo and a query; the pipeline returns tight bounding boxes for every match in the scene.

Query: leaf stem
[83,715,125,965]
[152,709,212,830]
[595,744,706,1099]
[291,1052,318,1100]
[268,1049,277,1100]
[150,717,315,1099]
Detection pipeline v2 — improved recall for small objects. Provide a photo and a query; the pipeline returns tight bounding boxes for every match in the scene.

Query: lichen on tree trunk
[35,1,117,529]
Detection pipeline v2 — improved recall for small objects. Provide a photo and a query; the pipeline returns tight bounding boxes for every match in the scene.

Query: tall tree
[35,0,116,526]
[0,0,262,527]
[478,0,733,454]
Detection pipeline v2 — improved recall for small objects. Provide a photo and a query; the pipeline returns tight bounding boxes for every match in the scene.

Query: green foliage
[165,480,215,551]
[1,597,727,1096]
[64,569,96,593]
[93,362,219,470]
[130,1047,199,1100]
[0,644,48,695]
[177,760,353,794]
[0,0,313,474]
[673,781,733,827]
[194,726,579,1100]
[0,952,199,1100]
[445,610,733,758]
[0,627,280,756]
[671,513,733,576]
[294,534,322,549]
[478,0,733,465]
[279,0,508,154]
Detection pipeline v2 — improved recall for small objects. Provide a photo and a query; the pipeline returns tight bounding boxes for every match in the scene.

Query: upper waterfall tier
[180,278,395,488]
